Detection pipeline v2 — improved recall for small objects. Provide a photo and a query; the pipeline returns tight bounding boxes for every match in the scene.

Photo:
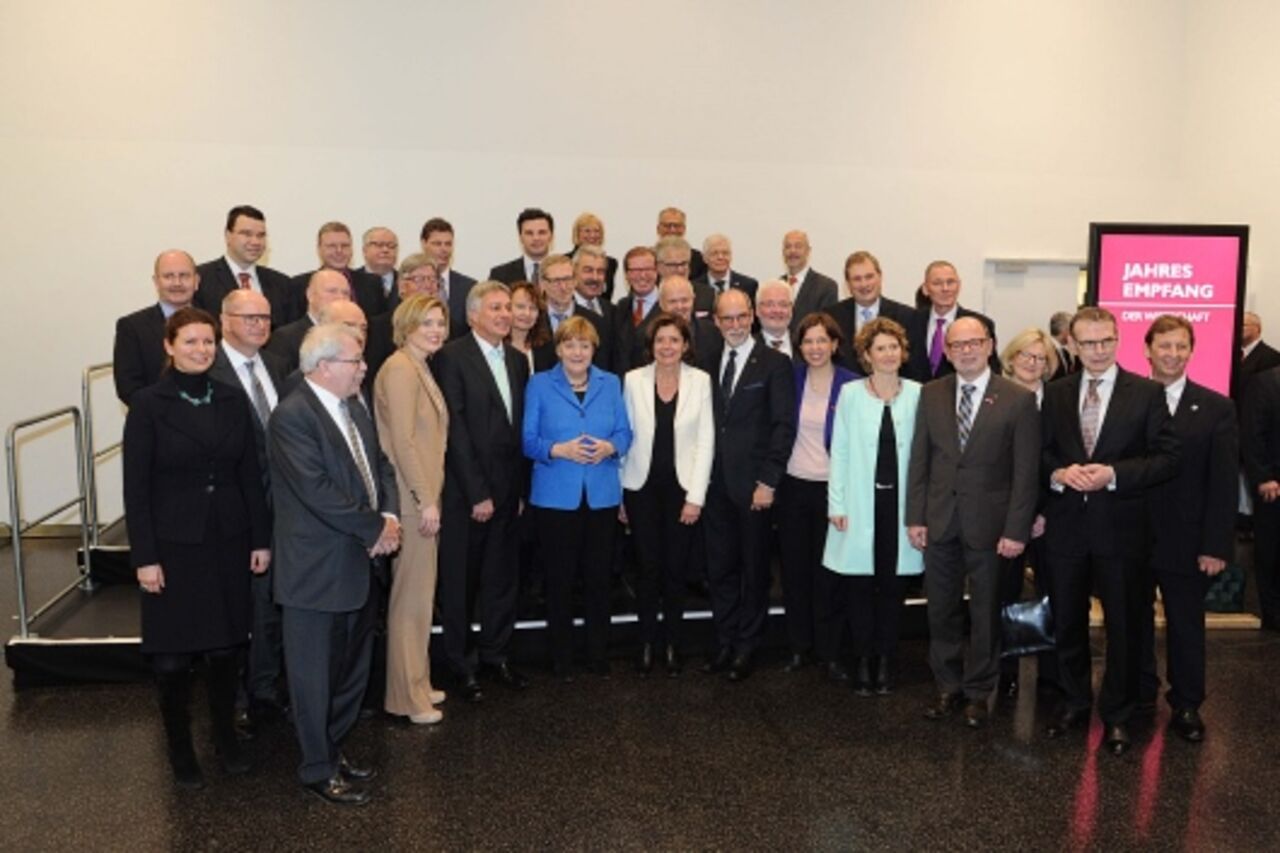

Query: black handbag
[1000,595,1055,658]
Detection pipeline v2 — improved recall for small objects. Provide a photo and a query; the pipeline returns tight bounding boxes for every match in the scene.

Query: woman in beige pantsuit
[374,294,450,724]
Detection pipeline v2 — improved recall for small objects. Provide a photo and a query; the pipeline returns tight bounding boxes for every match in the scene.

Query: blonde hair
[999,327,1059,378]
[392,294,449,348]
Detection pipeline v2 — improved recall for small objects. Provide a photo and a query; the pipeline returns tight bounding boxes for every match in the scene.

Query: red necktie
[237,272,252,289]
[788,275,798,287]
[633,298,644,328]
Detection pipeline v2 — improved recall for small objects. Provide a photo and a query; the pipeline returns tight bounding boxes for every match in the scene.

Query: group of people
[116,202,1266,806]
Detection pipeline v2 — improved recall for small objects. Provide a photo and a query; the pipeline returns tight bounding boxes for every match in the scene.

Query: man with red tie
[780,230,838,337]
[194,205,298,329]
[613,246,662,371]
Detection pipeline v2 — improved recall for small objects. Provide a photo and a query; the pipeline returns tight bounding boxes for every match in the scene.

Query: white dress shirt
[719,336,756,396]
[221,340,278,410]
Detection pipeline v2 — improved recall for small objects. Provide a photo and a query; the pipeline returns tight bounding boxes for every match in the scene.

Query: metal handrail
[81,362,121,546]
[6,407,93,638]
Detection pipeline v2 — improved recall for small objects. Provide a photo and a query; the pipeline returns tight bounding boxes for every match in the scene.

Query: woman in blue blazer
[776,313,860,679]
[523,316,632,678]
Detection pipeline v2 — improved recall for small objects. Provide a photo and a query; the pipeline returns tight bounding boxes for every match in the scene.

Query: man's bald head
[306,269,352,316]
[658,276,695,321]
[317,298,368,344]
[220,289,272,354]
[152,250,199,308]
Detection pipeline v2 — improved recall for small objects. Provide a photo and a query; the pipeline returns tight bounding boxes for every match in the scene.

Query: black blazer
[785,269,839,334]
[290,268,387,321]
[442,270,477,340]
[208,346,287,455]
[362,311,395,394]
[489,257,531,285]
[531,305,614,374]
[698,338,796,508]
[1234,340,1280,401]
[1147,381,1237,573]
[358,266,399,313]
[688,248,707,282]
[1040,367,1180,560]
[433,333,531,509]
[1049,342,1079,381]
[113,304,168,404]
[122,373,270,568]
[904,305,1002,382]
[828,296,918,370]
[1243,365,1280,489]
[611,296,662,372]
[193,258,300,329]
[264,315,314,375]
[691,271,759,315]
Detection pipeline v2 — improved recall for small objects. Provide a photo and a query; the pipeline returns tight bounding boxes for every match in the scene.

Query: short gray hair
[300,323,362,374]
[702,233,731,255]
[466,280,511,318]
[655,235,691,259]
[1049,311,1074,337]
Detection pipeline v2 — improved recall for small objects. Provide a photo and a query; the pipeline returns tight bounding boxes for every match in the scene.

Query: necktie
[788,275,798,287]
[928,317,946,374]
[237,272,252,290]
[957,383,976,451]
[1081,378,1102,457]
[551,312,566,332]
[339,399,378,509]
[531,261,540,285]
[440,273,449,303]
[769,338,783,350]
[715,279,726,294]
[721,348,737,400]
[487,345,513,421]
[632,297,644,328]
[860,307,872,326]
[244,358,272,427]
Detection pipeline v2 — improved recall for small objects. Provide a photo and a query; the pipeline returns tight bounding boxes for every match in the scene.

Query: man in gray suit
[781,230,838,335]
[269,323,400,806]
[906,317,1039,728]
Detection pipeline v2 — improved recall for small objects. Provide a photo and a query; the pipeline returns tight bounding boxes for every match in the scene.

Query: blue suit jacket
[523,365,632,510]
[793,363,861,450]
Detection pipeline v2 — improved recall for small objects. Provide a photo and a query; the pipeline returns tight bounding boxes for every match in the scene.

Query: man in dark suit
[572,244,616,327]
[657,207,707,280]
[113,250,200,404]
[780,230,839,336]
[1040,306,1179,756]
[1234,311,1280,400]
[420,217,477,340]
[1048,311,1080,380]
[1138,315,1237,743]
[828,250,918,369]
[692,234,758,314]
[193,205,299,330]
[269,322,400,806]
[490,207,554,285]
[659,276,721,362]
[433,281,532,701]
[906,317,1039,728]
[364,255,440,386]
[210,289,290,724]
[1244,364,1280,632]
[612,246,662,371]
[291,222,387,321]
[358,226,399,312]
[656,236,701,312]
[756,280,797,357]
[267,269,354,373]
[904,261,1001,382]
[534,254,612,372]
[698,289,796,681]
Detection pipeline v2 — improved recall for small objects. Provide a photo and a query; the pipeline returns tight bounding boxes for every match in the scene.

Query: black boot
[853,657,873,697]
[157,668,205,789]
[874,656,893,695]
[207,652,251,775]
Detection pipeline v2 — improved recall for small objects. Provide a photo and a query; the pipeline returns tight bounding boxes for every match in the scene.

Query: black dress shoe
[1103,724,1131,756]
[782,652,812,673]
[664,645,682,677]
[460,675,485,703]
[1169,708,1206,743]
[338,753,376,782]
[1045,708,1090,738]
[827,661,852,685]
[483,663,529,690]
[727,653,753,682]
[703,647,733,674]
[923,692,964,720]
[852,658,872,696]
[305,775,370,806]
[873,656,893,696]
[963,701,989,729]
[636,644,654,675]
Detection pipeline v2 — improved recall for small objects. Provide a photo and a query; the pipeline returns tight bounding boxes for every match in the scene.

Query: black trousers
[776,475,828,656]
[625,480,692,648]
[817,570,905,660]
[703,482,774,656]
[537,503,617,667]
[246,570,285,704]
[1139,566,1213,712]
[437,493,519,677]
[1049,551,1143,725]
[1253,499,1280,623]
[924,536,1002,700]
[281,596,375,785]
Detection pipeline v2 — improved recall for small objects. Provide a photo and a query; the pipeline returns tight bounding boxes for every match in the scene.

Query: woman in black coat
[123,306,271,789]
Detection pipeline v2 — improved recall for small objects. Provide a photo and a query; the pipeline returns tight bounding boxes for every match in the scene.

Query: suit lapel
[1091,368,1132,458]
[963,375,1002,451]
[462,335,512,423]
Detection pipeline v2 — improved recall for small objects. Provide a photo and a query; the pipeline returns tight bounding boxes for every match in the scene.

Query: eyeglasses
[404,273,437,285]
[543,275,574,286]
[717,312,753,326]
[1015,351,1047,364]
[226,313,270,325]
[1076,337,1117,351]
[325,357,365,365]
[367,241,398,251]
[946,337,989,352]
[625,266,657,275]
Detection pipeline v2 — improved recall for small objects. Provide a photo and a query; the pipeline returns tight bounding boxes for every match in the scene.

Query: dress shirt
[926,306,959,360]
[223,255,261,293]
[1051,362,1120,493]
[221,340,279,410]
[380,271,395,298]
[439,269,453,302]
[547,303,573,334]
[574,293,603,314]
[473,331,513,420]
[524,256,543,282]
[1163,373,1187,417]
[954,367,992,413]
[159,301,182,319]
[718,336,756,397]
[787,267,811,298]
[1243,339,1261,360]
[632,291,656,320]
[762,330,792,358]
[854,299,880,332]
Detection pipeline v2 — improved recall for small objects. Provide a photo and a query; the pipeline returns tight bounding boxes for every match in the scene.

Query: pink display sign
[1093,230,1245,396]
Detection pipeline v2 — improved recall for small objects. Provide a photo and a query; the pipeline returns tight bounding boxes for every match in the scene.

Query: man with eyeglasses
[906,318,1039,729]
[1040,306,1179,756]
[364,255,441,389]
[291,221,388,322]
[194,205,299,330]
[268,269,354,374]
[358,227,400,311]
[114,250,201,404]
[699,289,796,682]
[692,234,758,315]
[656,207,707,280]
[613,246,662,371]
[534,254,611,372]
[210,289,290,729]
[905,260,1001,382]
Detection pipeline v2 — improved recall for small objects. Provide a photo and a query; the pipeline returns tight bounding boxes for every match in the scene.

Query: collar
[956,367,991,399]
[224,255,255,276]
[221,339,259,369]
[471,330,505,358]
[1084,363,1119,385]
[929,305,958,326]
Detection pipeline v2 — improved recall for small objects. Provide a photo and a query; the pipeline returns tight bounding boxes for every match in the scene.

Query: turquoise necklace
[178,382,214,407]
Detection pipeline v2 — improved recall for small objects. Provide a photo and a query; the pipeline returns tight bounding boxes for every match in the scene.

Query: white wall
[3,0,1271,524]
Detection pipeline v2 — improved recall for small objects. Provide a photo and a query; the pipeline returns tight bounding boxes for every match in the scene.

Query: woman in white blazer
[620,313,714,676]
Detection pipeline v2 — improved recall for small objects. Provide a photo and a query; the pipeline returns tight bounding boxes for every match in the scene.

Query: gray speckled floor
[4,539,1280,851]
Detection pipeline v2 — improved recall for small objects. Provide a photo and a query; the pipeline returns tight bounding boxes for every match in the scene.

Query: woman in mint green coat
[822,317,923,695]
